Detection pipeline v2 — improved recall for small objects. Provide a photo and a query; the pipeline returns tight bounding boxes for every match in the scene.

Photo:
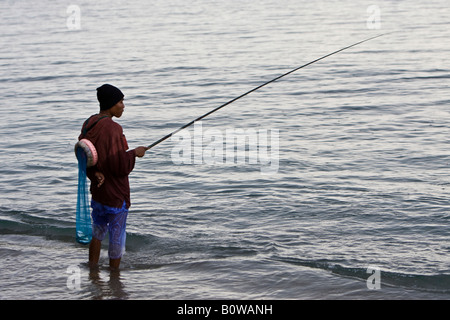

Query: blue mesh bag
[75,146,92,244]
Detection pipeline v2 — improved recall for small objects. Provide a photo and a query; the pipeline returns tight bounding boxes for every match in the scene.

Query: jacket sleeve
[79,117,99,183]
[86,166,98,182]
[104,148,136,177]
[100,124,136,177]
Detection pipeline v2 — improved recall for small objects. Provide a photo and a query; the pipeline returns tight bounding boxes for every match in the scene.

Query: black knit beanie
[97,84,124,110]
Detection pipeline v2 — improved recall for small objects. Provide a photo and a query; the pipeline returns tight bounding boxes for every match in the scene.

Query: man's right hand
[134,146,148,158]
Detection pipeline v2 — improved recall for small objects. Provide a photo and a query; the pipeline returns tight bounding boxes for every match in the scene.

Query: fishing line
[146,32,390,150]
[74,33,389,244]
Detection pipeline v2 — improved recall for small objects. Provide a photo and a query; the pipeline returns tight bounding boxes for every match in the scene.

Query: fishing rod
[146,32,389,150]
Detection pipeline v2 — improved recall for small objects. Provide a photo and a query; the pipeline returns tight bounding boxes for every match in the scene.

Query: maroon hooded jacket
[79,114,136,208]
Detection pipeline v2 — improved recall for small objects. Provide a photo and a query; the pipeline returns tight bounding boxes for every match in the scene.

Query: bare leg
[109,257,121,270]
[89,238,102,268]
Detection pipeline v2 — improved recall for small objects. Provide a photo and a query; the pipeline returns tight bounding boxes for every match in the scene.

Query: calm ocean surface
[1,0,449,300]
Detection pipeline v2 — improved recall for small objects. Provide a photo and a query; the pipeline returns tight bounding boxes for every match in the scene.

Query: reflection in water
[88,267,128,300]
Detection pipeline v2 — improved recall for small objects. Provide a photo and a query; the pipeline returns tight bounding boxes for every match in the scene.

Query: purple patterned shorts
[91,200,128,259]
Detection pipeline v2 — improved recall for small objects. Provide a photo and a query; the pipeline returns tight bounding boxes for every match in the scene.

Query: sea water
[0,0,449,300]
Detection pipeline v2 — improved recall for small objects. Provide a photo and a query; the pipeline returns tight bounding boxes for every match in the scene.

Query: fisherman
[78,84,147,270]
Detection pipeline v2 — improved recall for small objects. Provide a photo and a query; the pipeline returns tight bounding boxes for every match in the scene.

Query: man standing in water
[78,84,147,270]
